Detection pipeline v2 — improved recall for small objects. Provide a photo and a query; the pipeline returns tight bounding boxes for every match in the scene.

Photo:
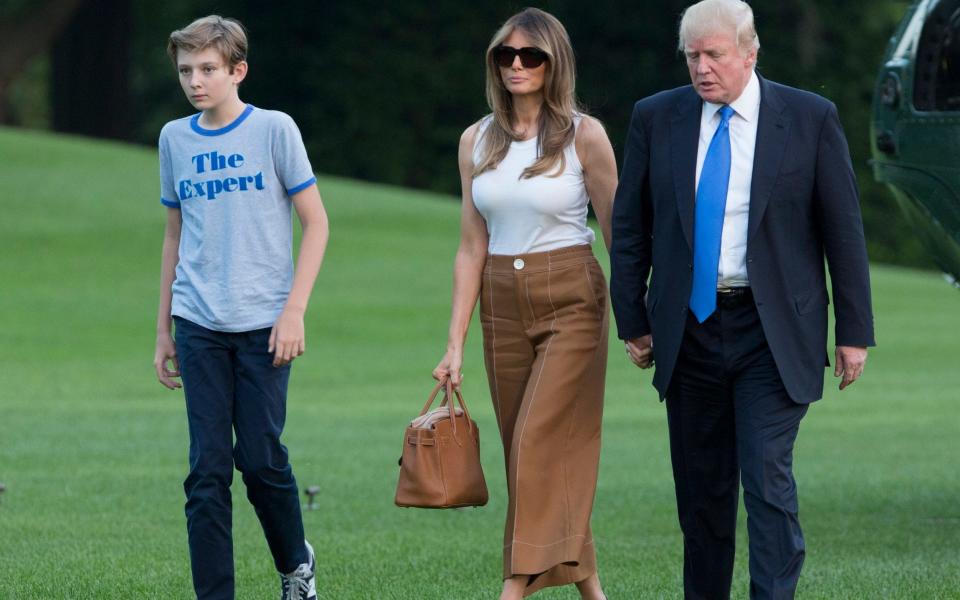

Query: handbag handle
[419,378,475,445]
[442,378,476,446]
[445,378,474,427]
[418,379,447,416]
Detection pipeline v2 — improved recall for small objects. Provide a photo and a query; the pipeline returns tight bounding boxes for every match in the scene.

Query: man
[609,1,875,598]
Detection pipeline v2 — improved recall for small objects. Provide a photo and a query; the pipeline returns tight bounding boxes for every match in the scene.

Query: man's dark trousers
[174,317,308,600]
[666,293,807,600]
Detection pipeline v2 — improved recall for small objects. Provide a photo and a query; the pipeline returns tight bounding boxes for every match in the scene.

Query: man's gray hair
[678,0,760,54]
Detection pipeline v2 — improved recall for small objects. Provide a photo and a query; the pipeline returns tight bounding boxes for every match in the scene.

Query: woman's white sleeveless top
[471,115,595,255]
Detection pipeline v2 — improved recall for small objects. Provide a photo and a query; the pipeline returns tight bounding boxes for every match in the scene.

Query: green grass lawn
[0,126,957,599]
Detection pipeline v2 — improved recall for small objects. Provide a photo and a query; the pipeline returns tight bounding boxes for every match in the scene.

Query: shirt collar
[702,69,760,123]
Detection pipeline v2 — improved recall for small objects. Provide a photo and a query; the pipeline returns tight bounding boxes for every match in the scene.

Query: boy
[152,15,328,600]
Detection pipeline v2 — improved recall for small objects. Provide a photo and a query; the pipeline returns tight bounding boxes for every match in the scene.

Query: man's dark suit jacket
[609,75,876,403]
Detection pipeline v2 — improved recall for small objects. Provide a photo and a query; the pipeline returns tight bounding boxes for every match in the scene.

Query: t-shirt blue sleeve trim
[286,176,317,196]
[161,197,181,208]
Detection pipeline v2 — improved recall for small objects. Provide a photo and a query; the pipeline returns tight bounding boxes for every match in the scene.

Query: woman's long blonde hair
[474,8,582,179]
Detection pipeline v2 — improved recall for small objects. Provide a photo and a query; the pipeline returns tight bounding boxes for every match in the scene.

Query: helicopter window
[914,3,960,111]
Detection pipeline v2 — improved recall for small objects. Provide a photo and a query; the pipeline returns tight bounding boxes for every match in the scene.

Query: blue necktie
[690,105,734,323]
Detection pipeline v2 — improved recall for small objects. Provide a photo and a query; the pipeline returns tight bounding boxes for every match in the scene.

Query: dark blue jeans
[174,317,308,600]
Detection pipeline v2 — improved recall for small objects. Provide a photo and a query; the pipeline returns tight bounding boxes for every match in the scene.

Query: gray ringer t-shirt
[159,105,316,332]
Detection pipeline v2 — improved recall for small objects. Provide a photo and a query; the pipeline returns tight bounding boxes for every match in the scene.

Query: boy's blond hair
[167,15,248,71]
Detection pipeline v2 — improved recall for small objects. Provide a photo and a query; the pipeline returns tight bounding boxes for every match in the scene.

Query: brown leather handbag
[395,379,489,508]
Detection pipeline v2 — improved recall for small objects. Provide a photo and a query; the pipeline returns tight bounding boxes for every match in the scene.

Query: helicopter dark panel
[914,1,960,110]
[872,0,960,286]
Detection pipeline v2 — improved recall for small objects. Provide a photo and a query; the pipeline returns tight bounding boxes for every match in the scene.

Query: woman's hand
[269,308,305,367]
[433,347,464,390]
[154,332,182,390]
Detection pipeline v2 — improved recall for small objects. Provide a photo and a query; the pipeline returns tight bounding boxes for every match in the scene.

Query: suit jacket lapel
[748,76,791,244]
[671,88,702,251]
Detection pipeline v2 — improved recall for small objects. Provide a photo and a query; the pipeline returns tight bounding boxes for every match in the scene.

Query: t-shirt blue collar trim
[190,104,255,136]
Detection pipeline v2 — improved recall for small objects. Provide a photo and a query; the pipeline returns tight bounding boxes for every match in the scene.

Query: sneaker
[279,540,316,600]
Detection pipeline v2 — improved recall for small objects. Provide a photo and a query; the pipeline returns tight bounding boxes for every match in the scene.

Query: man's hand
[835,345,867,391]
[625,335,654,369]
[269,308,306,367]
[154,333,182,390]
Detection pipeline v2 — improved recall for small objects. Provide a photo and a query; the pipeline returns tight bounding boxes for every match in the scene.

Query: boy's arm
[269,183,329,367]
[154,208,183,389]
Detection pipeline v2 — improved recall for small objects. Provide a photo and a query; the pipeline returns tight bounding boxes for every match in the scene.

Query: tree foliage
[33,0,931,267]
[0,0,83,124]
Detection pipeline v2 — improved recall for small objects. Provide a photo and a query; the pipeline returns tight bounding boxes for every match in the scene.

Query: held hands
[835,345,868,391]
[154,332,182,390]
[625,335,654,369]
[269,308,305,367]
[433,347,464,390]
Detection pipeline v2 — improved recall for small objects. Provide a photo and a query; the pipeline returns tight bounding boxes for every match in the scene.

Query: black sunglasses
[492,45,549,69]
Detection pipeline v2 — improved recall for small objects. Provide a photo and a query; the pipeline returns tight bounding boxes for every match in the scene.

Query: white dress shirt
[694,70,760,289]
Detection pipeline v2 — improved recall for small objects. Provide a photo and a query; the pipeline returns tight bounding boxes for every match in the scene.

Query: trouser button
[513,258,525,270]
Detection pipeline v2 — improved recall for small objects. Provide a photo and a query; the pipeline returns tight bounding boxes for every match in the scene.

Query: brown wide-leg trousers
[479,244,608,597]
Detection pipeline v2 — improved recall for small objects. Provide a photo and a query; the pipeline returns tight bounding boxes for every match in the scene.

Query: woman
[433,8,617,600]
